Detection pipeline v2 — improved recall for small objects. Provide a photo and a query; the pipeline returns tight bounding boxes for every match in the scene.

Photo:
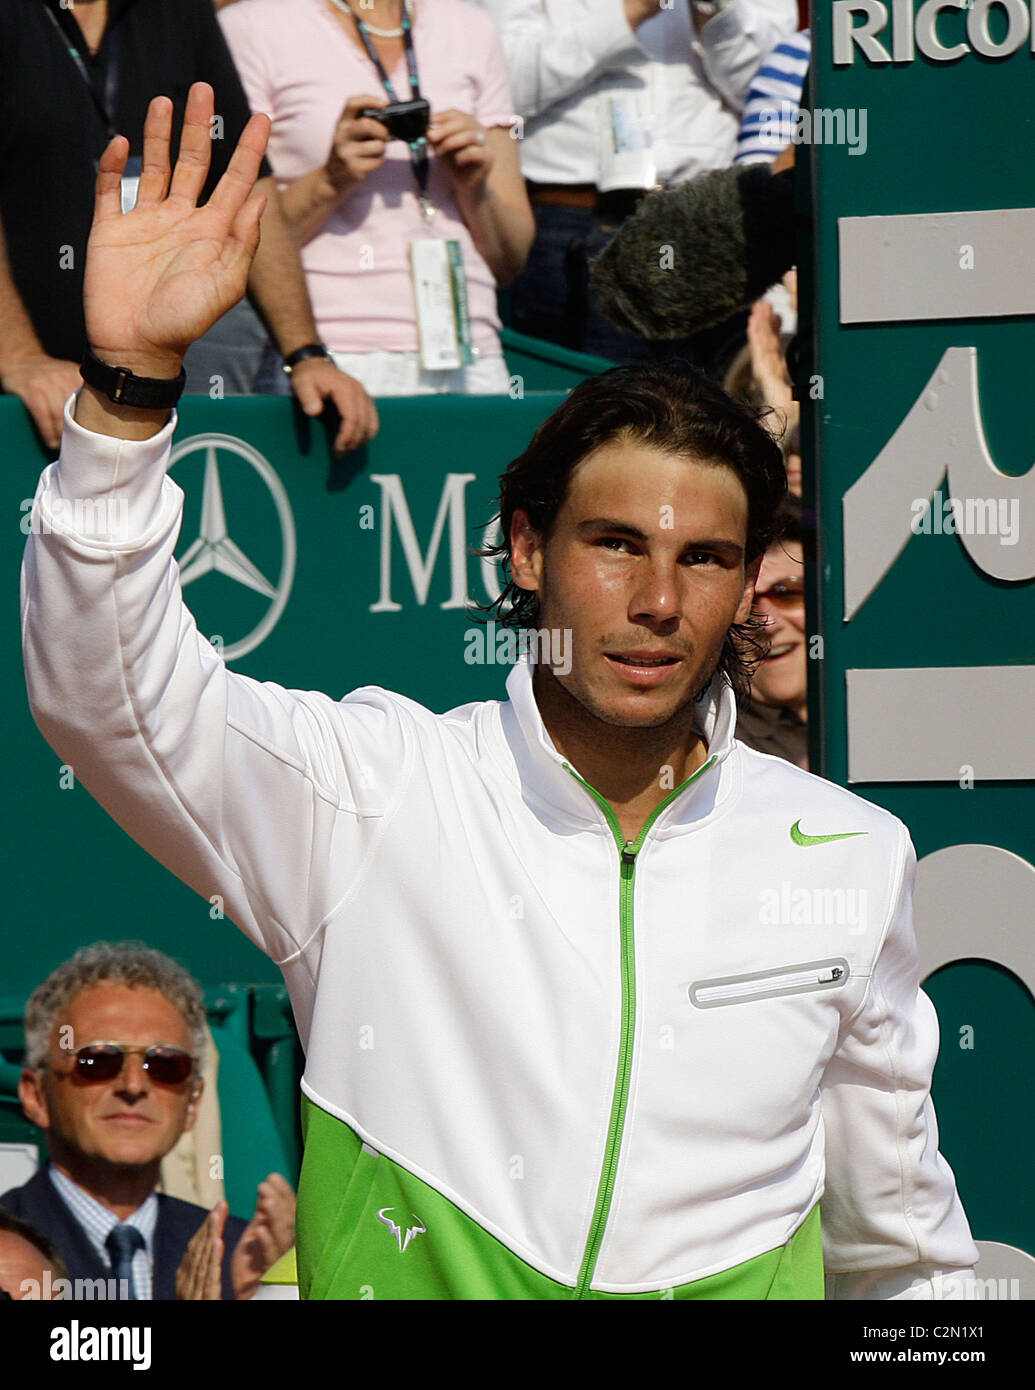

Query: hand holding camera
[325,93,393,194]
[327,94,491,199]
[426,108,492,194]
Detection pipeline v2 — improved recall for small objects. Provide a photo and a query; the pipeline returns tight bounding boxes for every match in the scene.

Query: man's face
[19,985,201,1176]
[510,438,760,730]
[750,539,807,710]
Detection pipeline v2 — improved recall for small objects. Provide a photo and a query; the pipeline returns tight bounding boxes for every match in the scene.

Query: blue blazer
[0,1167,247,1300]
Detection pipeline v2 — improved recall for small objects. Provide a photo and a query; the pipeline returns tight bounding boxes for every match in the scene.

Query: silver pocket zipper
[690,958,850,1008]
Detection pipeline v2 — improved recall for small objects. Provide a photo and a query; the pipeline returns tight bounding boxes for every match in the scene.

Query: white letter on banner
[369,473,476,612]
[832,1,892,65]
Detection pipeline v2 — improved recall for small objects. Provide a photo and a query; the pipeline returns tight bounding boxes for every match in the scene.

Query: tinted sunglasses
[54,1042,197,1086]
[754,577,805,611]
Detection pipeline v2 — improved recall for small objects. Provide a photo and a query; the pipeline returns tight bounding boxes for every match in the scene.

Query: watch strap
[80,346,186,409]
[282,343,332,373]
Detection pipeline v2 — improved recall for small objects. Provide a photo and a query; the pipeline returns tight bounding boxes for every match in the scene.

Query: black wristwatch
[81,344,187,408]
[282,343,332,375]
[80,346,186,409]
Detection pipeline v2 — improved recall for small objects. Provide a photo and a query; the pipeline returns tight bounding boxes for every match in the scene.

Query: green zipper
[563,752,718,1299]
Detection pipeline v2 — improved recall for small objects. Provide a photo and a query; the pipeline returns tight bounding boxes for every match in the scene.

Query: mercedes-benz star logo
[170,433,296,661]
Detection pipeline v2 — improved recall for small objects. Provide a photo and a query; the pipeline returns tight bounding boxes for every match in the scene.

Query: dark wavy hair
[472,360,788,704]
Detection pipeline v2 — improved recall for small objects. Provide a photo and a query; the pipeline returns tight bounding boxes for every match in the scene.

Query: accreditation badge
[409,238,474,371]
[596,74,657,193]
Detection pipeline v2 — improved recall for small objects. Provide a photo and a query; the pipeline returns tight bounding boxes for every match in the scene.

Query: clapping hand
[230,1173,296,1301]
[176,1203,226,1301]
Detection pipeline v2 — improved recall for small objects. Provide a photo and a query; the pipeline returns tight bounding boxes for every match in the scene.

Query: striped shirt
[48,1165,157,1299]
[735,28,811,165]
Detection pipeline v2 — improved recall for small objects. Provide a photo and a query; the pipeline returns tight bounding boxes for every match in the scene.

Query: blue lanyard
[350,0,421,103]
[345,1,429,199]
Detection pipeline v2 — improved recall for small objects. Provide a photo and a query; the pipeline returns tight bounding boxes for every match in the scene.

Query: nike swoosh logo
[790,820,868,847]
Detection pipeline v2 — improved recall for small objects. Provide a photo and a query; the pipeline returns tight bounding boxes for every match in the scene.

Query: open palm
[83,84,270,375]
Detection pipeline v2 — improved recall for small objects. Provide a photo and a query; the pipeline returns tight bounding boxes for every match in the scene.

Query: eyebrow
[576,518,744,561]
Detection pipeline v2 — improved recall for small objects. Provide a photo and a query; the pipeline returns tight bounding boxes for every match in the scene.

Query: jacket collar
[498,655,739,831]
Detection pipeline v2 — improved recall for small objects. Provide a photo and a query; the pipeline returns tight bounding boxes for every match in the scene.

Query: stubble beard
[535,645,721,738]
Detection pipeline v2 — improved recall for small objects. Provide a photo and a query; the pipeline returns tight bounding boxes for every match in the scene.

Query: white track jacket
[19,404,978,1299]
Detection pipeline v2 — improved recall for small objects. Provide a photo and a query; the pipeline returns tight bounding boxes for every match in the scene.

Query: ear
[734,552,764,626]
[509,508,544,595]
[182,1075,204,1135]
[19,1069,51,1132]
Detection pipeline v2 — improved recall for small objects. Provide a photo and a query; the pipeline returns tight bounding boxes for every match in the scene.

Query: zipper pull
[621,840,637,865]
[820,967,845,984]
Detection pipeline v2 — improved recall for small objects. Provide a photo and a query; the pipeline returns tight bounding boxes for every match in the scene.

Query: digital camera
[358,98,430,145]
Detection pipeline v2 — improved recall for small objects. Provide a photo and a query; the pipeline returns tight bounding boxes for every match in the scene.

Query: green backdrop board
[803,4,1035,1270]
[6,389,572,997]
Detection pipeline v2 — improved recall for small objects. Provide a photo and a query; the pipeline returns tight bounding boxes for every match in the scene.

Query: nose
[115,1053,149,1098]
[628,556,681,626]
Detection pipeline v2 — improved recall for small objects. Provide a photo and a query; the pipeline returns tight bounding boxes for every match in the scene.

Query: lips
[606,651,681,666]
[604,651,684,686]
[763,643,796,662]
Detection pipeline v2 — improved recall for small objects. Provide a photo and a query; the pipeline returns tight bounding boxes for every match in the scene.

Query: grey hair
[23,942,207,1071]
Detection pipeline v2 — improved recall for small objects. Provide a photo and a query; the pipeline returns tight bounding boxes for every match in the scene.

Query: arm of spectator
[430,117,535,287]
[176,1205,225,1301]
[248,178,379,450]
[230,1175,296,1301]
[0,212,82,451]
[477,0,652,122]
[693,0,800,113]
[432,7,533,286]
[273,95,391,248]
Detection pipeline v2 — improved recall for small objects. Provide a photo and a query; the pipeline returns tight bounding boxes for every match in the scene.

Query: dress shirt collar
[47,1163,158,1297]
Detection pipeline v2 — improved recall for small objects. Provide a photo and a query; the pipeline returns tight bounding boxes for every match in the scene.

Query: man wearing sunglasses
[0,942,293,1300]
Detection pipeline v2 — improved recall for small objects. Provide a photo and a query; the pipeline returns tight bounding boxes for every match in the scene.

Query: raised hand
[83,82,270,379]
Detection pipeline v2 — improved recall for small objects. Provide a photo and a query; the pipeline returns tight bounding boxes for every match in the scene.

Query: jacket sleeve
[819,828,980,1300]
[696,0,800,113]
[475,0,646,121]
[20,400,414,969]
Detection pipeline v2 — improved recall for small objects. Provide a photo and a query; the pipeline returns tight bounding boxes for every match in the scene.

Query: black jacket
[0,1167,247,1300]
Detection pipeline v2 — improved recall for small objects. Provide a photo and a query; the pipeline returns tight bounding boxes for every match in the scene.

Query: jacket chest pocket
[689,958,850,1009]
